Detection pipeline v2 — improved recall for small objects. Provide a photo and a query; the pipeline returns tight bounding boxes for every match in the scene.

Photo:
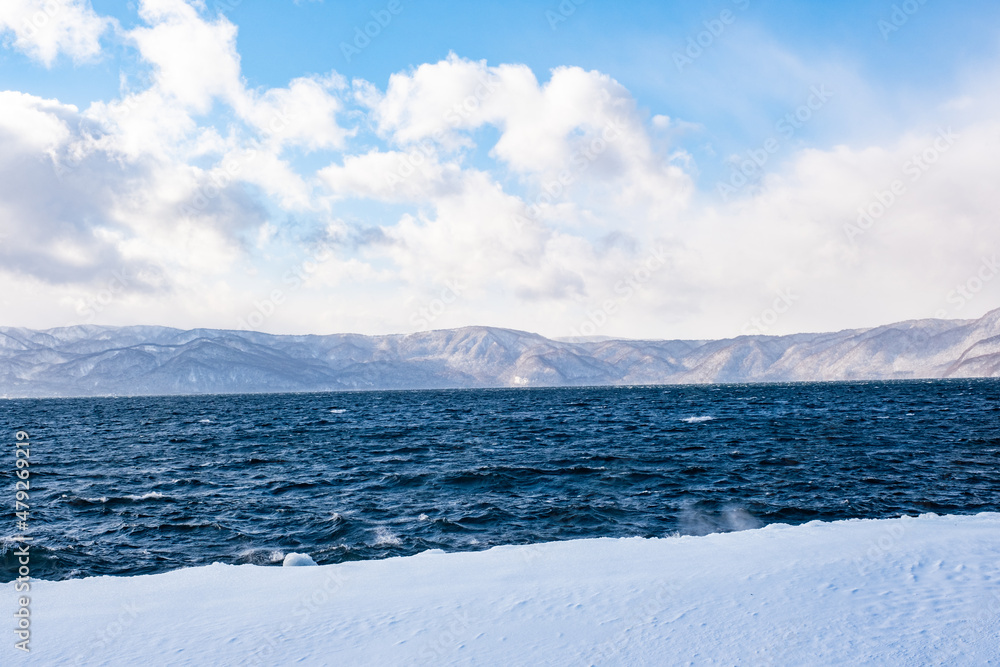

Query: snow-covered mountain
[2,309,999,397]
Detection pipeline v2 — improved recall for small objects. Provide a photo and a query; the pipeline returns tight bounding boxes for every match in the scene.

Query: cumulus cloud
[129,0,243,113]
[318,149,463,203]
[0,90,263,294]
[0,0,109,66]
[239,75,350,153]
[0,92,131,283]
[0,1,267,300]
[2,2,999,339]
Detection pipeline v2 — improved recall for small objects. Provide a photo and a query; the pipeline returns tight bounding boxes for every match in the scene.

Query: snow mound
[281,553,317,567]
[3,513,999,665]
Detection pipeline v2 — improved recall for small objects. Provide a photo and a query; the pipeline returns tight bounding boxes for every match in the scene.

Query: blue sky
[253,0,993,183]
[10,0,1000,180]
[1,0,999,338]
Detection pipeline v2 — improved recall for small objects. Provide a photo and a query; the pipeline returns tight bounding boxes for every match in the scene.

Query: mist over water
[2,379,999,581]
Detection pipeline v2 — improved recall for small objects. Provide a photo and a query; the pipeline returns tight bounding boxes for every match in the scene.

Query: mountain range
[2,308,999,397]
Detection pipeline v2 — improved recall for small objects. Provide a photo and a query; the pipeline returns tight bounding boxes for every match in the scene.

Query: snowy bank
[4,513,999,665]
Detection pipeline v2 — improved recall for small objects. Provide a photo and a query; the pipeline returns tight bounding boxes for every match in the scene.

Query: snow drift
[3,513,999,665]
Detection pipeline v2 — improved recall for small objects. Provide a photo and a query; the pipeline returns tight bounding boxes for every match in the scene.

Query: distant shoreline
[1,308,999,398]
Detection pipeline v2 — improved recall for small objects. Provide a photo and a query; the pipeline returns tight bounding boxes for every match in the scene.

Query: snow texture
[1,308,1000,397]
[3,512,999,665]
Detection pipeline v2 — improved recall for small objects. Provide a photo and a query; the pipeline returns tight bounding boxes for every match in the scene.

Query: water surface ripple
[2,379,999,580]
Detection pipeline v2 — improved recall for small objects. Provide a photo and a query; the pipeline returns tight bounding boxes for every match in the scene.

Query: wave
[128,491,169,501]
[235,548,287,565]
[61,492,174,506]
[373,526,402,546]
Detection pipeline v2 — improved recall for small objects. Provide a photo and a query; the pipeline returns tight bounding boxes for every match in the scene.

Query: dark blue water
[2,380,999,581]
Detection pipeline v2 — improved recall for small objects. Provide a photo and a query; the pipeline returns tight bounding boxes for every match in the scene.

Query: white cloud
[232,146,313,211]
[0,90,72,153]
[665,121,1000,337]
[239,75,350,153]
[0,0,109,66]
[86,89,198,161]
[372,53,492,148]
[129,0,243,113]
[369,55,693,231]
[0,91,260,297]
[318,149,462,203]
[0,92,128,283]
[2,7,1000,340]
[372,55,640,175]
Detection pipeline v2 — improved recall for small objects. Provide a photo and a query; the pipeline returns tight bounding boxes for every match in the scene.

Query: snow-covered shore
[4,513,999,665]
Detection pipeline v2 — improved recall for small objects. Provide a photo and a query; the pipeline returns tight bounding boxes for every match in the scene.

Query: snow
[281,553,317,567]
[3,513,999,665]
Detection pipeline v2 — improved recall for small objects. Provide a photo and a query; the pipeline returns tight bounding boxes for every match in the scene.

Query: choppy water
[2,380,999,581]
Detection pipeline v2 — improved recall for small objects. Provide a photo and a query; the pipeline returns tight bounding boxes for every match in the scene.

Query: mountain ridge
[1,310,999,397]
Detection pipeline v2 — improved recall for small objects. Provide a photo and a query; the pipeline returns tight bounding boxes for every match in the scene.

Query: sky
[1,0,999,340]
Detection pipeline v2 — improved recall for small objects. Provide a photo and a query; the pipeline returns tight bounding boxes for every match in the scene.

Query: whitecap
[125,492,167,501]
[373,526,401,546]
[682,416,715,423]
[329,408,347,414]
